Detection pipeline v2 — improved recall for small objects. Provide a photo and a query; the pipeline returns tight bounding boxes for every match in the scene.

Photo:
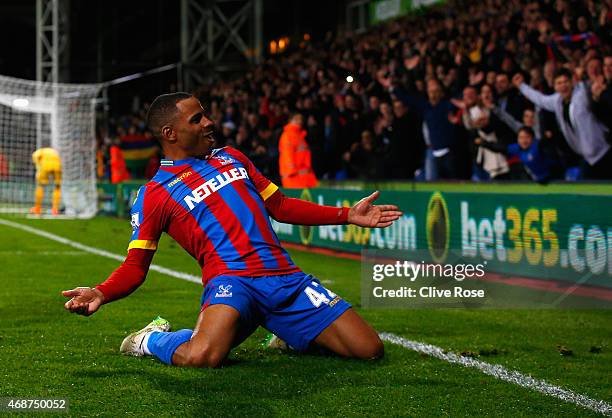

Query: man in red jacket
[62,93,402,368]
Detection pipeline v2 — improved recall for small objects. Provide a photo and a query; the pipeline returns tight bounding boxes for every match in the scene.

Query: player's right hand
[62,287,104,316]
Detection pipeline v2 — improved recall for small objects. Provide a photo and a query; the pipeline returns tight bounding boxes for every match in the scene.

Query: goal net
[0,74,102,218]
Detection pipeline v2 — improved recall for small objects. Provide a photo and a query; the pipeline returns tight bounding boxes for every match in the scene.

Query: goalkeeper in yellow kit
[31,147,62,215]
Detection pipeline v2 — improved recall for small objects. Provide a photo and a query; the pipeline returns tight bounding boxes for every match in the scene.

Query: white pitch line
[0,218,201,284]
[0,250,86,256]
[379,333,612,417]
[1,218,610,416]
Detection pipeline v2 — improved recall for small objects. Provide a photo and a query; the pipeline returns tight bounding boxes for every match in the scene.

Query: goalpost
[0,74,102,218]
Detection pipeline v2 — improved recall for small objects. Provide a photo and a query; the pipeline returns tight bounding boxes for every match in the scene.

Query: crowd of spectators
[101,0,612,183]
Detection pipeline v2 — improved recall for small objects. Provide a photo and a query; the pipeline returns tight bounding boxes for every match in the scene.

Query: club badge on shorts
[215,284,233,298]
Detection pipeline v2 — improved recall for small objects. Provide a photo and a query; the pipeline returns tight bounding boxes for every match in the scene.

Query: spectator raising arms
[513,70,611,179]
[392,79,459,180]
[102,0,612,182]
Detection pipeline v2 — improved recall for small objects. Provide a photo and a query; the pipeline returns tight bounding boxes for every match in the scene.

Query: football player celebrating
[62,93,402,367]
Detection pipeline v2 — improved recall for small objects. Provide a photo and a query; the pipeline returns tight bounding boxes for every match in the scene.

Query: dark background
[0,0,344,83]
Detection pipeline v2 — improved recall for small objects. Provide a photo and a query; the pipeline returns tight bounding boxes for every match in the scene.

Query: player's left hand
[348,191,402,228]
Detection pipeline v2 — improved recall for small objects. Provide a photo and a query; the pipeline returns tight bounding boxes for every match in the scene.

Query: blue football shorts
[200,271,351,351]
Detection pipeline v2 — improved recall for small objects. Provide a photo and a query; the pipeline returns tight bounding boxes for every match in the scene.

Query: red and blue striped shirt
[129,147,301,285]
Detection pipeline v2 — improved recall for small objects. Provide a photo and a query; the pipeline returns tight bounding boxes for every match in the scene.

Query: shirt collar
[160,148,223,166]
[160,155,210,167]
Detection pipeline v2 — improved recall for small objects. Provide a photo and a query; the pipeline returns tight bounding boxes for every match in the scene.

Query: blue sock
[147,329,193,365]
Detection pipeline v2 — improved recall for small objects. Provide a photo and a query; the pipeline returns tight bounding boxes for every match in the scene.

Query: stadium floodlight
[12,98,30,109]
[0,74,102,218]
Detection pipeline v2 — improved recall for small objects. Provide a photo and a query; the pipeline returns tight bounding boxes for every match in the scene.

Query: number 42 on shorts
[304,281,339,308]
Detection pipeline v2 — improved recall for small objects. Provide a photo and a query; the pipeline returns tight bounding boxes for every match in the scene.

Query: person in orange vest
[110,139,131,184]
[0,150,9,180]
[278,113,318,188]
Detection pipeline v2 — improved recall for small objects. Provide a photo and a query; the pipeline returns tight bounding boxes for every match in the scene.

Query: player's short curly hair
[146,92,193,139]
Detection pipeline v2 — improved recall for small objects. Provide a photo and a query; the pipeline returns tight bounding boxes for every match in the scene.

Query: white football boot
[263,333,290,351]
[120,316,171,357]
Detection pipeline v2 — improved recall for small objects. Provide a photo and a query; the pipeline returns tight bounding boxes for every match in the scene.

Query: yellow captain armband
[260,183,278,201]
[127,240,158,251]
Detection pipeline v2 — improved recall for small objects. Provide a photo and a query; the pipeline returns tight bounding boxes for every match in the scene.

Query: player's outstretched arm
[61,248,154,316]
[347,191,402,228]
[265,189,401,227]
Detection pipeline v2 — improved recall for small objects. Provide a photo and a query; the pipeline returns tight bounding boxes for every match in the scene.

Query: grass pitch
[0,215,610,417]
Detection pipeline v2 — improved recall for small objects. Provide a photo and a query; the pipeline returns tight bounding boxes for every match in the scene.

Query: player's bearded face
[175,97,216,157]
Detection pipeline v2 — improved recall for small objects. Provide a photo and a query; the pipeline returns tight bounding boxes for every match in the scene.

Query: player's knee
[186,345,225,368]
[355,337,384,360]
[371,338,385,359]
[203,350,226,368]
